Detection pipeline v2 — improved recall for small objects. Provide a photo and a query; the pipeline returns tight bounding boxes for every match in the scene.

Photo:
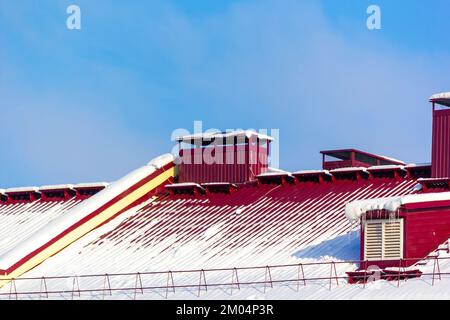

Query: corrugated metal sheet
[0,199,83,254]
[18,176,419,279]
[178,145,268,183]
[432,109,450,178]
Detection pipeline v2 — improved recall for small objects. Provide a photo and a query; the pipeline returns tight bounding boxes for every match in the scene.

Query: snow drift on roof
[330,167,368,173]
[430,92,450,107]
[257,171,292,177]
[293,169,331,175]
[368,165,405,171]
[0,153,175,271]
[175,129,274,143]
[430,92,450,101]
[376,154,405,165]
[165,182,203,188]
[405,163,431,168]
[5,186,39,193]
[39,184,75,191]
[74,182,109,189]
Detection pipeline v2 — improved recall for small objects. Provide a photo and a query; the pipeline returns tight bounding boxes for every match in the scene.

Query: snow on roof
[417,177,449,182]
[430,92,450,100]
[39,184,75,191]
[202,182,237,187]
[257,171,292,178]
[146,153,175,168]
[293,169,331,176]
[368,164,405,171]
[11,175,418,299]
[0,195,86,259]
[165,182,202,188]
[405,163,431,168]
[176,130,274,143]
[0,154,174,272]
[0,189,5,195]
[266,167,289,174]
[430,92,450,107]
[330,167,368,173]
[165,183,206,192]
[74,182,109,189]
[376,155,406,165]
[5,186,39,194]
[345,191,450,222]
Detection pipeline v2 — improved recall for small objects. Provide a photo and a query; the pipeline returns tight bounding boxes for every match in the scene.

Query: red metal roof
[0,198,84,255]
[65,175,422,272]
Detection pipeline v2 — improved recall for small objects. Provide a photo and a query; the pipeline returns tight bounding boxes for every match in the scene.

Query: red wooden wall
[178,145,268,183]
[403,206,450,262]
[361,203,450,269]
[432,108,450,178]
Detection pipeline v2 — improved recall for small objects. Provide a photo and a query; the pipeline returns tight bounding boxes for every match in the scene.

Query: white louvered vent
[364,219,403,261]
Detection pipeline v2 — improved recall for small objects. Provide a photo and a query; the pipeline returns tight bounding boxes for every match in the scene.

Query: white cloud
[1,0,450,187]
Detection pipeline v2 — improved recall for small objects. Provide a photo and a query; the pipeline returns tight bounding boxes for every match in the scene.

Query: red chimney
[176,130,272,184]
[430,92,450,178]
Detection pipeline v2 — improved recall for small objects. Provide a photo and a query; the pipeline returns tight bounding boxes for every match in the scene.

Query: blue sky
[1,0,450,187]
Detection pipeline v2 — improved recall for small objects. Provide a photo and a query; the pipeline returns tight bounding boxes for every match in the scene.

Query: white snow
[8,231,450,300]
[165,182,202,188]
[265,167,290,174]
[330,167,368,173]
[345,191,450,222]
[430,92,450,101]
[203,223,225,240]
[257,171,292,177]
[39,184,75,191]
[294,231,360,261]
[5,186,39,193]
[368,165,405,171]
[146,153,177,168]
[0,153,174,271]
[405,163,431,168]
[376,155,405,165]
[0,159,425,300]
[74,182,109,188]
[0,198,85,256]
[175,130,274,143]
[202,182,237,187]
[293,170,331,176]
[417,177,448,182]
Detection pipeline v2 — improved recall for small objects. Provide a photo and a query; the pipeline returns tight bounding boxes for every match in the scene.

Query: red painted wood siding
[404,208,450,260]
[432,108,450,178]
[178,145,268,183]
[362,205,450,269]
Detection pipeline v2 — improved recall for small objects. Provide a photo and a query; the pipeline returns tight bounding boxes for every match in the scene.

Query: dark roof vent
[165,183,206,195]
[293,170,333,183]
[74,182,108,199]
[330,167,370,181]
